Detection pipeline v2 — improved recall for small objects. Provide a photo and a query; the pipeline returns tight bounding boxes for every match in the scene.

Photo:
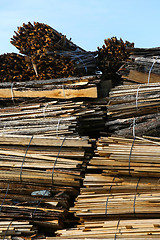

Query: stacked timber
[106,82,160,136]
[90,136,160,177]
[0,221,37,239]
[54,136,160,239]
[0,22,97,82]
[0,134,93,237]
[0,72,108,237]
[118,47,160,84]
[54,219,160,239]
[0,98,106,138]
[0,52,96,82]
[97,37,134,78]
[0,75,99,101]
[10,22,84,56]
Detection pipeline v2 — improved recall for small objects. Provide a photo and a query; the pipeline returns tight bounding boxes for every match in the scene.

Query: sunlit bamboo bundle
[88,136,160,177]
[10,22,84,56]
[106,82,160,136]
[43,50,97,77]
[54,219,160,239]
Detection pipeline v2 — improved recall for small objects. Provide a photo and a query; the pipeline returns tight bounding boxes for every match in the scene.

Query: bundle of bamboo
[0,53,32,83]
[3,22,97,82]
[106,82,160,136]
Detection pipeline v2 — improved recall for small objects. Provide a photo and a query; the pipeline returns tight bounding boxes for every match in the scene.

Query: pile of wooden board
[106,82,160,136]
[0,75,99,100]
[0,134,93,238]
[0,221,37,239]
[89,136,160,177]
[54,136,160,239]
[0,96,107,138]
[0,73,108,238]
[54,219,160,239]
[0,22,97,82]
[119,47,160,84]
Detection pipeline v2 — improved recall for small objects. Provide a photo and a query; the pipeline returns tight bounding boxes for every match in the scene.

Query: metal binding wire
[0,184,9,212]
[32,137,66,218]
[20,135,34,182]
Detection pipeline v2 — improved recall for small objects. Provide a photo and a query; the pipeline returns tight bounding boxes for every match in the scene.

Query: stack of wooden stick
[90,136,160,177]
[0,97,106,138]
[106,82,160,136]
[0,74,106,238]
[0,134,93,238]
[0,75,99,101]
[0,22,97,82]
[10,22,83,56]
[0,221,37,239]
[54,136,160,239]
[118,47,160,84]
[54,219,160,239]
[97,37,134,77]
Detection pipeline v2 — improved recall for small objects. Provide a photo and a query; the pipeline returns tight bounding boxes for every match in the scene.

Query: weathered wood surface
[107,83,160,136]
[54,219,160,239]
[0,98,106,137]
[88,136,160,177]
[119,47,160,84]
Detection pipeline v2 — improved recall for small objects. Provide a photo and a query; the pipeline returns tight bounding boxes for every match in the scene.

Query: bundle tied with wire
[10,21,83,56]
[6,22,97,82]
[97,37,134,77]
